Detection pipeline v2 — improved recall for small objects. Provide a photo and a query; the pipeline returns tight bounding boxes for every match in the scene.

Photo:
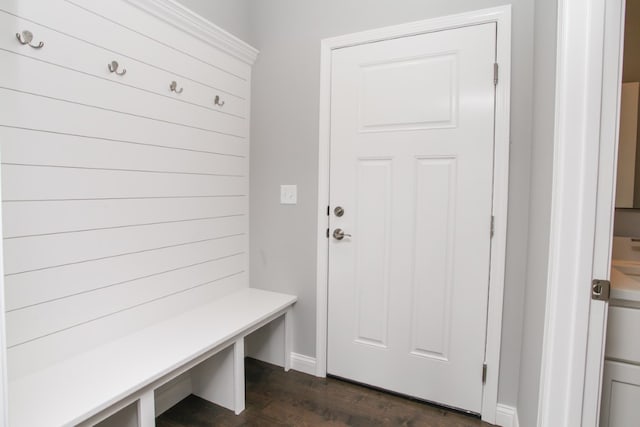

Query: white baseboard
[495,404,519,427]
[289,352,317,376]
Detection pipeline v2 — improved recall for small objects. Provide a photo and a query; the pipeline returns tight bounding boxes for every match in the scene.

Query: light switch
[280,185,297,205]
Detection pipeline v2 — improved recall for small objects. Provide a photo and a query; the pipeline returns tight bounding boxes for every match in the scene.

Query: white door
[327,23,497,413]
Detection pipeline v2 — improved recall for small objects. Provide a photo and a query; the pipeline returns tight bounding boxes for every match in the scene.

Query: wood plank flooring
[156,358,493,427]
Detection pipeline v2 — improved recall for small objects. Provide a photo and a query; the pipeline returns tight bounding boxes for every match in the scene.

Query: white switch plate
[280,185,297,205]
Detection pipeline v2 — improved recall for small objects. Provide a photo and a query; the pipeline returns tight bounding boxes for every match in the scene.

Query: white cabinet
[601,361,640,427]
[601,305,640,426]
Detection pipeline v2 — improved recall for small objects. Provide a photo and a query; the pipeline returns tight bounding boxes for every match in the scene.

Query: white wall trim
[496,404,520,427]
[315,6,512,424]
[124,0,258,64]
[537,0,609,425]
[289,353,317,376]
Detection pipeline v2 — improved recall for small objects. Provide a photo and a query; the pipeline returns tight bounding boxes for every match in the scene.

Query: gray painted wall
[517,0,557,425]
[245,0,534,408]
[174,0,251,41]
[175,0,542,409]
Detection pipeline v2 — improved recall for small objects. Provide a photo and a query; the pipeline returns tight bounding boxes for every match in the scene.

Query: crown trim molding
[124,0,258,65]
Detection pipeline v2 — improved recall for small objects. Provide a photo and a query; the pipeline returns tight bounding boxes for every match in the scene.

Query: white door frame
[537,0,624,425]
[315,6,512,423]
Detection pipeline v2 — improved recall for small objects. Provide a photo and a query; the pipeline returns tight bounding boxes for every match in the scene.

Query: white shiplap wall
[0,0,256,380]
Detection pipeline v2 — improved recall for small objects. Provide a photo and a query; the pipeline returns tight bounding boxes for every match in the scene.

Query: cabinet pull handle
[16,30,44,49]
[108,60,127,76]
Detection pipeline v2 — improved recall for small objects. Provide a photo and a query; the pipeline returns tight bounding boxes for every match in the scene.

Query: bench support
[191,345,236,412]
[233,338,245,414]
[191,338,246,415]
[72,300,295,426]
[284,309,292,372]
[137,391,155,427]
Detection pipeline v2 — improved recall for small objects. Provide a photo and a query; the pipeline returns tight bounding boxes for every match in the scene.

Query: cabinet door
[600,360,640,427]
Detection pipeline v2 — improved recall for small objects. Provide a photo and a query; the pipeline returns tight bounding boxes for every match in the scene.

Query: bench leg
[138,390,155,427]
[284,309,292,372]
[192,343,246,414]
[233,338,245,415]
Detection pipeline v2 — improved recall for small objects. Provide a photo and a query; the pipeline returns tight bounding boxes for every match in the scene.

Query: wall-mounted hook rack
[16,30,44,49]
[108,60,126,76]
[170,81,184,94]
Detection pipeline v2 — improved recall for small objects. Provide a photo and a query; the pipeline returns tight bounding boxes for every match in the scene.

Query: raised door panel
[410,157,457,360]
[360,54,458,131]
[353,159,392,347]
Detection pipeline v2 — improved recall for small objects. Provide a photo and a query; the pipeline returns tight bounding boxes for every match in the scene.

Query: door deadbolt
[334,206,345,217]
[333,228,352,240]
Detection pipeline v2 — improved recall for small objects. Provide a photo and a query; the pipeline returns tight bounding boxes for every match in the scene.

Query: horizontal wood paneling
[5,216,246,274]
[6,253,246,347]
[1,0,253,379]
[3,197,247,238]
[0,50,246,137]
[0,0,251,93]
[0,127,247,179]
[2,165,247,201]
[7,273,246,380]
[0,11,247,118]
[0,89,247,155]
[5,234,247,311]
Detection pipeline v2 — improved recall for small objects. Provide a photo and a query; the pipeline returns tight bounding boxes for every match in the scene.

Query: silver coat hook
[16,30,44,49]
[169,81,183,94]
[108,60,126,76]
[214,95,225,107]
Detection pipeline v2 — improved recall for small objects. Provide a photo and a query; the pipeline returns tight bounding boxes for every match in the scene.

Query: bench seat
[8,288,297,427]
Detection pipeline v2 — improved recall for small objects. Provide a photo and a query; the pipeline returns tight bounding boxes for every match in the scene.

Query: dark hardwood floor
[156,358,494,427]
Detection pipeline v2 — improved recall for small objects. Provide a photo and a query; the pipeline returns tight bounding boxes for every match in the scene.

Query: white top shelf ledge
[125,0,259,65]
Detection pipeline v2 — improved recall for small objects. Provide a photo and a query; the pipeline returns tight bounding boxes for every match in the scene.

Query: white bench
[8,288,297,426]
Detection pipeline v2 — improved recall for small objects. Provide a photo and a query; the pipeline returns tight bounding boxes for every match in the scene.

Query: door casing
[314,6,512,424]
[537,0,626,425]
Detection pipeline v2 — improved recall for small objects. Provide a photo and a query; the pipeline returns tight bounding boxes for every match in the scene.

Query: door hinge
[482,363,487,384]
[327,205,330,216]
[592,279,611,301]
[490,216,495,238]
[326,228,330,239]
[494,63,499,86]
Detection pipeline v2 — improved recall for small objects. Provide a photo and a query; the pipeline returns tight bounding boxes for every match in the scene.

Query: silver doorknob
[333,228,352,240]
